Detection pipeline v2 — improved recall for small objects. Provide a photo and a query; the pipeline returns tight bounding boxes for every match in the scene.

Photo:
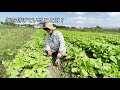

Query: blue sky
[0,12,120,28]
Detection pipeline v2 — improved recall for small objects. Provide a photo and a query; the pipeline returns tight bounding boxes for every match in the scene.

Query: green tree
[95,26,102,29]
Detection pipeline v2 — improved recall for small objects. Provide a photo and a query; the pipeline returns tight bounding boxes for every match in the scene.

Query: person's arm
[45,36,50,50]
[57,31,66,54]
[45,36,52,56]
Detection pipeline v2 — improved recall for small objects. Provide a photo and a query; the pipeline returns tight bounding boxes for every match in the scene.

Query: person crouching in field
[43,22,66,66]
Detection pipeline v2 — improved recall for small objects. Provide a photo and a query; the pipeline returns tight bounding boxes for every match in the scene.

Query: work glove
[55,58,61,66]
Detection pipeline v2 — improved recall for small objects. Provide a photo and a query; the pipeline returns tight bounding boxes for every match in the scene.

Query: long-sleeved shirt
[45,30,66,54]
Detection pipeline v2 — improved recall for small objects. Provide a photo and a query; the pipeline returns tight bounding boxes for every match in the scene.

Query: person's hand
[47,50,52,56]
[57,53,62,59]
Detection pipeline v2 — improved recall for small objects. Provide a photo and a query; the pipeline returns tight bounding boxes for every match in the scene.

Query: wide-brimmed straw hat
[43,22,56,30]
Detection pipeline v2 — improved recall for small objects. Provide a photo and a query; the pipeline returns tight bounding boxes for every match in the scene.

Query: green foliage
[1,28,120,78]
[61,30,120,78]
[2,29,52,78]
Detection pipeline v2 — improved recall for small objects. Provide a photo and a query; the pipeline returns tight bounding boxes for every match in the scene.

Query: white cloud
[106,12,120,17]
[66,12,87,15]
[66,16,105,27]
[64,12,120,28]
[68,16,87,20]
[66,12,72,14]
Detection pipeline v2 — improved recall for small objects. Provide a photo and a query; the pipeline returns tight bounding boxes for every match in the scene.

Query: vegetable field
[62,30,120,78]
[1,28,120,78]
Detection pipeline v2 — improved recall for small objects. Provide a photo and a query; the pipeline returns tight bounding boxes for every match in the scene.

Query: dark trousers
[52,51,59,61]
[46,51,58,61]
[46,51,66,62]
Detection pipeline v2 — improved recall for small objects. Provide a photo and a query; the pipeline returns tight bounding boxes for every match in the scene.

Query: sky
[0,12,120,28]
